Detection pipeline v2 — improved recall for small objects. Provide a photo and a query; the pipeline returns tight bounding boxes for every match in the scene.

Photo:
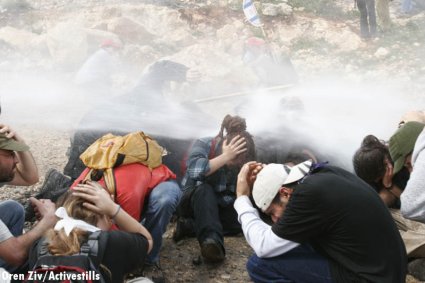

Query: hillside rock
[262,2,293,17]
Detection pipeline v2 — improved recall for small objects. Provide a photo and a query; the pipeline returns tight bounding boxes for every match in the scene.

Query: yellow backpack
[79,131,165,195]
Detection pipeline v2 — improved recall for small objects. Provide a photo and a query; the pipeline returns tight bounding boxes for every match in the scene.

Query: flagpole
[243,0,278,63]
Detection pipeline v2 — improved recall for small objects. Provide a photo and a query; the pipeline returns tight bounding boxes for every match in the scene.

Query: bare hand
[30,197,57,225]
[237,161,263,198]
[0,124,22,142]
[72,181,118,217]
[222,135,247,163]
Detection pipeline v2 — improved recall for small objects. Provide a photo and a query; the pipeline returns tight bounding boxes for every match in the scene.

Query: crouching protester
[0,125,57,274]
[27,132,181,283]
[176,115,256,263]
[235,160,407,283]
[28,181,153,283]
[71,164,179,283]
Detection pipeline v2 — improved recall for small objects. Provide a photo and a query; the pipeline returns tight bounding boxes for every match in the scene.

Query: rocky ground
[0,0,424,282]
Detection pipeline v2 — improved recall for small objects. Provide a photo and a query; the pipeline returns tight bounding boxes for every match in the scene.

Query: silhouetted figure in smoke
[356,0,377,39]
[242,37,298,87]
[122,59,190,108]
[29,59,213,283]
[74,39,122,96]
[66,59,211,181]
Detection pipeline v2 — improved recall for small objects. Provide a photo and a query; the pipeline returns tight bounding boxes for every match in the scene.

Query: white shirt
[401,129,425,222]
[0,268,10,283]
[0,220,12,244]
[233,195,299,257]
[74,48,117,86]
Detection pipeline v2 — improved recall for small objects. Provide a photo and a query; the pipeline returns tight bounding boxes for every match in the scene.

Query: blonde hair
[46,190,101,256]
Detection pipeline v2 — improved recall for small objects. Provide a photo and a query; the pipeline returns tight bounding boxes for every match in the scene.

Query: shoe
[37,169,72,200]
[25,169,72,222]
[408,258,425,281]
[200,238,225,263]
[172,217,195,242]
[143,262,166,283]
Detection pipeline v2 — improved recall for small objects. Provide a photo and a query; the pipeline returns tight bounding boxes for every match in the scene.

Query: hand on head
[222,135,247,162]
[237,161,263,198]
[0,124,21,142]
[72,181,118,217]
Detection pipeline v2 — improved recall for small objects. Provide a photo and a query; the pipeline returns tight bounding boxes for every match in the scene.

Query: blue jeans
[141,181,181,264]
[357,0,377,38]
[402,0,412,13]
[0,200,24,272]
[247,244,334,283]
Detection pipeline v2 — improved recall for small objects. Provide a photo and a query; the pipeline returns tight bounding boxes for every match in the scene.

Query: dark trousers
[357,0,377,37]
[179,183,241,250]
[247,244,334,283]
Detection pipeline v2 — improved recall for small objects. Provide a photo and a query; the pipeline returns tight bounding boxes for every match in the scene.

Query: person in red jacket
[71,162,180,283]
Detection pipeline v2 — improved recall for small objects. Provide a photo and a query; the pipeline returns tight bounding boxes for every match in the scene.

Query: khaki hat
[0,133,29,152]
[252,160,312,212]
[389,121,425,174]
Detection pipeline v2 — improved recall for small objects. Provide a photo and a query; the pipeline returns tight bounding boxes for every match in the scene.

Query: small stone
[374,47,389,58]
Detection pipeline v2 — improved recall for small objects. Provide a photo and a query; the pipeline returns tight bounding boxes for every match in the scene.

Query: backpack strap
[209,137,220,159]
[80,231,107,267]
[103,168,117,198]
[37,237,52,257]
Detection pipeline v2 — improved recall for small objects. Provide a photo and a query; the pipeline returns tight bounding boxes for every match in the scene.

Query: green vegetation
[286,0,354,20]
[0,0,30,11]
[290,36,335,55]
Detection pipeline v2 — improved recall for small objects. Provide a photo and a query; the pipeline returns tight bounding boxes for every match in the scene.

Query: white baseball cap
[252,160,313,212]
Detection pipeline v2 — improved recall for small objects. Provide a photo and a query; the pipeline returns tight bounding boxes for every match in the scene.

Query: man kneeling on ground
[235,160,407,283]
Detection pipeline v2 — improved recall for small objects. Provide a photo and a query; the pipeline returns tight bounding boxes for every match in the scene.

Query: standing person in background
[242,37,298,87]
[356,0,377,38]
[175,115,256,263]
[74,39,122,96]
[0,125,57,273]
[402,0,413,13]
[376,0,392,32]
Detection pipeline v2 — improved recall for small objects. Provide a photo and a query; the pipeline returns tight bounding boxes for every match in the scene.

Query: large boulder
[262,3,293,17]
[46,22,88,70]
[107,17,154,45]
[0,26,46,54]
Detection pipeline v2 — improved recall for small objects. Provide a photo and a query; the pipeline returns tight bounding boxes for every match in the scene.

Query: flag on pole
[242,0,262,27]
